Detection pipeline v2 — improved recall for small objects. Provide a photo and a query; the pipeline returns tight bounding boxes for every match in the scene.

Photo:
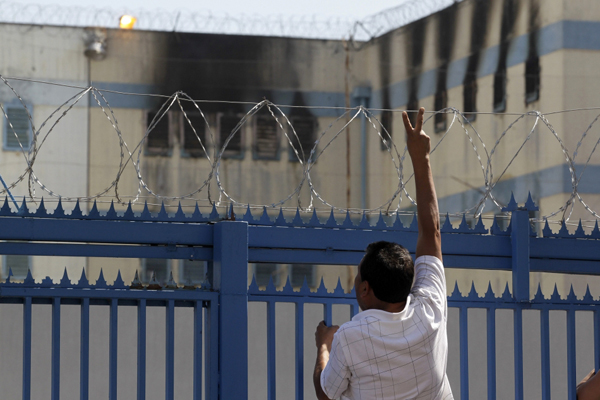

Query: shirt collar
[351,295,412,322]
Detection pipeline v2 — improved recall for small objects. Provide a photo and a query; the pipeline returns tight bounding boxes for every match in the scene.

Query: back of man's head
[360,241,414,303]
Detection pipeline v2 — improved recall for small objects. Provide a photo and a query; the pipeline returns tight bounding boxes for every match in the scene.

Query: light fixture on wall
[119,15,137,29]
[83,28,107,61]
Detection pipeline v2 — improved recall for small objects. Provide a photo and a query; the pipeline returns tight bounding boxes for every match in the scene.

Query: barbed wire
[1,74,600,227]
[0,0,461,41]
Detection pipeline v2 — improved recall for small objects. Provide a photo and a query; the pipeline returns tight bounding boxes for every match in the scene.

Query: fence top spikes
[96,268,108,287]
[259,206,272,225]
[534,283,545,301]
[123,201,135,219]
[441,213,453,232]
[275,207,287,226]
[299,276,311,294]
[54,197,65,216]
[484,282,495,300]
[157,202,169,220]
[23,269,35,285]
[574,220,586,237]
[542,219,553,237]
[113,270,126,288]
[265,275,277,294]
[524,192,539,211]
[192,202,203,220]
[105,200,118,219]
[550,284,562,301]
[292,207,304,226]
[316,277,328,295]
[5,267,13,283]
[209,203,219,220]
[0,196,11,215]
[450,281,462,299]
[165,271,178,289]
[567,285,578,302]
[502,192,518,212]
[309,208,321,226]
[333,277,345,295]
[342,210,355,228]
[583,285,594,302]
[243,204,254,222]
[281,276,294,294]
[71,199,83,218]
[131,270,143,289]
[17,196,28,216]
[60,267,70,286]
[325,208,338,228]
[77,268,89,287]
[501,283,512,300]
[89,200,99,218]
[467,282,478,299]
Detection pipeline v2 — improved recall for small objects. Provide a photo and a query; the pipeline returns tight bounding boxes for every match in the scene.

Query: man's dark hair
[360,241,414,303]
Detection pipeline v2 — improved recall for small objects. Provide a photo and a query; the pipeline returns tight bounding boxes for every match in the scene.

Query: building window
[145,111,172,156]
[3,105,32,151]
[463,76,477,122]
[289,116,316,162]
[218,113,244,159]
[290,264,315,288]
[406,98,419,128]
[180,259,205,285]
[253,115,280,160]
[493,71,507,112]
[181,112,207,158]
[379,111,393,151]
[2,253,30,280]
[141,258,170,284]
[434,90,447,133]
[525,55,540,104]
[253,264,280,287]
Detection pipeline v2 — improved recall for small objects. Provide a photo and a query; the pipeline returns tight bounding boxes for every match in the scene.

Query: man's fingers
[414,107,425,133]
[402,111,413,134]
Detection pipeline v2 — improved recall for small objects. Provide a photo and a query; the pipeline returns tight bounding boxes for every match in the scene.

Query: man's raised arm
[402,107,442,261]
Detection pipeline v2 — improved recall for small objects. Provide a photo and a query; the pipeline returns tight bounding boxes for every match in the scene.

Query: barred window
[4,106,32,151]
[218,113,243,158]
[288,116,316,162]
[290,264,315,288]
[253,115,279,160]
[525,55,540,104]
[142,258,170,284]
[434,90,447,134]
[146,111,171,156]
[181,112,206,158]
[463,76,477,122]
[493,71,507,112]
[379,111,393,150]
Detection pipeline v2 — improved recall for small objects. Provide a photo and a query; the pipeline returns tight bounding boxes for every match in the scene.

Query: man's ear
[358,280,370,298]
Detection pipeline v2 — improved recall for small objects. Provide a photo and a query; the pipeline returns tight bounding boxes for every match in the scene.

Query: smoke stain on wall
[405,19,426,125]
[377,32,393,147]
[434,3,458,131]
[493,0,518,112]
[525,0,541,104]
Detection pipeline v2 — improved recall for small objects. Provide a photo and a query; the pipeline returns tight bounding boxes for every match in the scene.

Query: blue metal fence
[0,195,598,399]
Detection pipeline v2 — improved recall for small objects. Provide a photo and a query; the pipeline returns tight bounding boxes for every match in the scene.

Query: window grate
[254,115,279,160]
[289,116,316,162]
[182,113,206,157]
[146,111,171,155]
[219,114,243,157]
[379,111,393,150]
[4,107,32,151]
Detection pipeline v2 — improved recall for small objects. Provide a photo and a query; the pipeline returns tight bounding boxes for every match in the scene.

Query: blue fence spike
[191,202,203,221]
[140,201,152,220]
[457,214,471,233]
[88,200,100,218]
[501,283,512,301]
[248,275,259,293]
[281,277,294,294]
[358,212,371,229]
[392,213,404,230]
[209,203,220,220]
[165,271,178,289]
[583,285,594,303]
[174,203,186,221]
[105,201,118,219]
[408,213,418,231]
[6,267,13,283]
[17,197,29,216]
[76,269,89,287]
[342,211,355,229]
[309,208,321,227]
[96,269,108,288]
[54,198,65,217]
[147,271,162,290]
[0,196,12,215]
[558,221,570,238]
[484,282,496,300]
[60,268,71,287]
[473,216,488,234]
[524,192,539,211]
[227,203,235,221]
[23,269,35,285]
[299,276,311,295]
[333,278,345,295]
[490,215,503,235]
[265,276,277,294]
[567,285,578,302]
[502,192,518,212]
[123,201,135,220]
[375,212,388,230]
[316,277,328,296]
[292,208,304,226]
[550,284,562,302]
[70,199,83,218]
[157,202,169,221]
[449,282,462,299]
[592,220,600,239]
[113,271,126,288]
[259,207,273,225]
[574,220,586,238]
[275,208,287,226]
[542,219,553,237]
[441,213,454,233]
[325,208,338,228]
[534,284,545,301]
[34,198,48,217]
[41,276,53,287]
[242,204,254,223]
[467,282,479,299]
[130,270,143,289]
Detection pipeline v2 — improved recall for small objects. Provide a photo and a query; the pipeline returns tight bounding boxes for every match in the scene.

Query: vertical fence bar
[323,302,332,327]
[22,296,32,400]
[486,306,496,400]
[514,307,524,400]
[137,299,147,400]
[207,300,219,400]
[295,301,304,400]
[267,300,276,400]
[193,300,203,400]
[567,309,576,400]
[213,221,249,399]
[460,306,468,400]
[165,299,175,400]
[541,309,551,400]
[51,297,61,400]
[595,309,600,373]
[109,298,118,400]
[80,297,90,400]
[351,303,359,318]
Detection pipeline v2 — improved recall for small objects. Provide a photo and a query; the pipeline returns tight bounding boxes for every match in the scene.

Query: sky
[22,0,411,20]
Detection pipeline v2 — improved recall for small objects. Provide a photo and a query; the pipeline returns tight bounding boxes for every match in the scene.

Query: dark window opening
[290,264,315,288]
[254,115,279,160]
[180,259,205,285]
[4,107,32,151]
[434,90,447,133]
[254,264,279,287]
[406,98,419,128]
[146,111,171,156]
[142,258,169,284]
[182,112,206,158]
[218,113,243,158]
[379,110,393,150]
[288,116,316,162]
[463,77,477,122]
[525,55,540,104]
[493,71,507,112]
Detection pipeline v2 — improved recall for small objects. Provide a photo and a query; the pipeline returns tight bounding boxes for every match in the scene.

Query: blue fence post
[213,221,249,399]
